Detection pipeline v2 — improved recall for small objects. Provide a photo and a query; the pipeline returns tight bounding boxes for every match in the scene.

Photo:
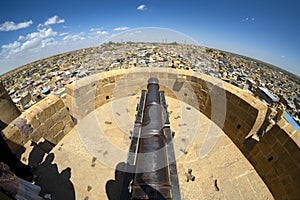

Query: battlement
[0,81,21,129]
[2,94,74,153]
[2,68,299,199]
[64,67,299,199]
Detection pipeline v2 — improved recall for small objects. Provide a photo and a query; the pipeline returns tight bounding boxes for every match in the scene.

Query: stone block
[264,133,277,147]
[273,142,289,159]
[223,120,236,134]
[238,99,250,112]
[274,129,290,145]
[229,93,240,105]
[29,107,44,126]
[43,118,55,132]
[283,138,298,155]
[50,121,64,135]
[291,130,300,147]
[265,168,279,182]
[291,149,300,163]
[249,145,260,157]
[3,124,24,146]
[65,94,73,109]
[52,130,66,144]
[65,84,75,95]
[73,92,94,107]
[258,143,272,155]
[62,116,74,134]
[54,108,69,121]
[36,102,56,120]
[47,94,64,111]
[273,160,287,176]
[258,159,273,174]
[244,114,256,127]
[31,123,47,142]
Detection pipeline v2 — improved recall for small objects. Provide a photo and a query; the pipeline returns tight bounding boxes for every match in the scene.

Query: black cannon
[131,78,172,199]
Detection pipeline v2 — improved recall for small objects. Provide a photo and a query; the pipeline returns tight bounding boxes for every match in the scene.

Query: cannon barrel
[131,78,172,200]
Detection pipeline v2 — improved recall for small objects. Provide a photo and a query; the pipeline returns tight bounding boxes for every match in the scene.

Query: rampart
[2,94,74,153]
[65,68,300,199]
[0,81,21,130]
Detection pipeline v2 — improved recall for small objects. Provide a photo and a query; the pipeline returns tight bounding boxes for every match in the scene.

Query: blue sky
[0,0,299,76]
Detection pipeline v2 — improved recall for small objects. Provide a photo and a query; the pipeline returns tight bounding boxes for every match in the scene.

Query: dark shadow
[243,136,258,152]
[0,131,32,180]
[28,140,54,167]
[7,139,26,160]
[105,162,133,200]
[105,162,167,200]
[0,119,7,131]
[32,153,75,200]
[1,131,75,199]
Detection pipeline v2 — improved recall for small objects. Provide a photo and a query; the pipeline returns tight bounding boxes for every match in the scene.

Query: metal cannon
[128,78,180,200]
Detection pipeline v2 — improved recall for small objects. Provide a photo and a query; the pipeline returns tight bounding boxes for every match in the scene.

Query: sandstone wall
[248,117,300,199]
[0,82,21,130]
[65,68,300,199]
[2,94,74,153]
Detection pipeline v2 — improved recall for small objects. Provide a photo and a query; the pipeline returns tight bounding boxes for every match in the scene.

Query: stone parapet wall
[65,68,266,141]
[65,67,299,199]
[2,94,74,153]
[248,117,300,199]
[0,82,21,130]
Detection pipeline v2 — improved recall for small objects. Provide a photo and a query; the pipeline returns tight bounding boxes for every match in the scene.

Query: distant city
[0,42,299,126]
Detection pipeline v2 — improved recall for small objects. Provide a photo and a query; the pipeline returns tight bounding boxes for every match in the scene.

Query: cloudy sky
[0,0,299,75]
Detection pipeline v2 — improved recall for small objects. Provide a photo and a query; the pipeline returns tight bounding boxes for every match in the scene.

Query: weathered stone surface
[3,94,74,151]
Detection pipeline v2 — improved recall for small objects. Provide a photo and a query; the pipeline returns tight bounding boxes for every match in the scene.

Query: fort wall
[0,81,21,130]
[2,94,74,153]
[65,68,300,199]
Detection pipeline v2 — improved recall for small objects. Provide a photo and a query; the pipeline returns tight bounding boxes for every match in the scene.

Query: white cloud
[44,15,65,26]
[0,26,110,74]
[26,28,57,40]
[41,38,57,48]
[89,27,108,35]
[137,4,147,11]
[113,26,129,31]
[90,28,102,32]
[63,33,85,42]
[59,32,69,36]
[0,20,33,31]
[18,35,25,41]
[242,17,255,22]
[1,41,21,50]
[38,15,65,28]
[98,31,108,35]
[0,28,58,58]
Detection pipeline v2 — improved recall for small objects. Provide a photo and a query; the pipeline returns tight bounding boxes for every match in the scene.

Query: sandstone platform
[30,96,273,199]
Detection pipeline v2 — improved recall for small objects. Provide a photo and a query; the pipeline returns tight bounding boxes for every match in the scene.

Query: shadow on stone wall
[0,120,7,131]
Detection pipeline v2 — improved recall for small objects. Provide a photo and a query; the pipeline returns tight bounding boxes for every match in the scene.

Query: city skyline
[0,0,299,76]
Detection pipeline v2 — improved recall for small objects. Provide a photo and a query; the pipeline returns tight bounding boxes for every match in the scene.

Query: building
[256,86,279,105]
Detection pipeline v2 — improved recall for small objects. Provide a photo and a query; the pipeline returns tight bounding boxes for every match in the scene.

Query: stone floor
[30,96,273,199]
